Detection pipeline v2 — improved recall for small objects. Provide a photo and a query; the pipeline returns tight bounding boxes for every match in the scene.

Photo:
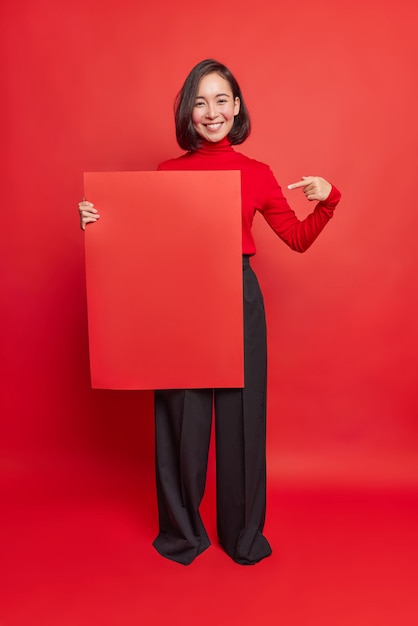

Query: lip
[204,122,223,131]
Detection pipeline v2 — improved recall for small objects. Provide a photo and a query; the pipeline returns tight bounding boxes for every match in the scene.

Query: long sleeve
[258,167,341,252]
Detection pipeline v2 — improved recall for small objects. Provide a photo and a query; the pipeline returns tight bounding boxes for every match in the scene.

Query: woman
[79,59,341,566]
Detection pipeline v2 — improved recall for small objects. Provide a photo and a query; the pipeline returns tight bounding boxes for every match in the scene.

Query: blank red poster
[83,171,243,389]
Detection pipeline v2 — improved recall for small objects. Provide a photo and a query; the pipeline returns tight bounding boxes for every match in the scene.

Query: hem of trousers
[152,536,211,566]
[219,533,273,565]
[224,546,273,566]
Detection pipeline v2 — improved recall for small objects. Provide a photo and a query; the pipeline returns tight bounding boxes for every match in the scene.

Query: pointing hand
[288,176,332,202]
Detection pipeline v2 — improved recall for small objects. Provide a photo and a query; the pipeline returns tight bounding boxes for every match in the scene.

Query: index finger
[287,177,313,190]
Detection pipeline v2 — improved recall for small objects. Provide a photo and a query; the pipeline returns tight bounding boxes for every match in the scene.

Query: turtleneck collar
[195,137,234,155]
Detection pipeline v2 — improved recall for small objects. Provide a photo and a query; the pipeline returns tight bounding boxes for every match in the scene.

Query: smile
[205,123,223,131]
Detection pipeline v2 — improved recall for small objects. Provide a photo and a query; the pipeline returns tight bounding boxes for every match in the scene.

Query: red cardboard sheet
[84,171,243,389]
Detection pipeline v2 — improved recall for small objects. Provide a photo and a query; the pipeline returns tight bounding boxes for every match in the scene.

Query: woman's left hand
[287,176,332,202]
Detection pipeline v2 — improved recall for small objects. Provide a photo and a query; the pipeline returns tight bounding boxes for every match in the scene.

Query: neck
[196,137,233,154]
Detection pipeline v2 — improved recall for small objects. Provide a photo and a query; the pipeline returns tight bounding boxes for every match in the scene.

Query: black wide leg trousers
[153,256,272,565]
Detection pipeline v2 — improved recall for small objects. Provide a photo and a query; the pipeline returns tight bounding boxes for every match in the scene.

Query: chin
[206,132,227,142]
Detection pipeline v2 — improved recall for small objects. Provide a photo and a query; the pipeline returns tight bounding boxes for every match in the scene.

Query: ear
[234,97,241,116]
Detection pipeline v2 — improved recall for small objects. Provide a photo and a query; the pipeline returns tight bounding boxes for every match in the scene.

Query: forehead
[196,72,232,96]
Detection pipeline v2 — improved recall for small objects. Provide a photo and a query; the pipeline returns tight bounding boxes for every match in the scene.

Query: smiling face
[191,72,241,143]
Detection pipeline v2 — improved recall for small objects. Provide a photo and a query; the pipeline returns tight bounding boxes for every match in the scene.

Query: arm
[260,170,341,253]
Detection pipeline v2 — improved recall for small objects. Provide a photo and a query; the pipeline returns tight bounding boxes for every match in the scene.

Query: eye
[194,101,206,107]
[217,99,227,104]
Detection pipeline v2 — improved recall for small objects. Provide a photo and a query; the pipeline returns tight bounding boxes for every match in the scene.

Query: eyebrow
[195,93,231,99]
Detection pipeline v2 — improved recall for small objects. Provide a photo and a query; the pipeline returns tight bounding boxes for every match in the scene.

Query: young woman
[79,59,341,566]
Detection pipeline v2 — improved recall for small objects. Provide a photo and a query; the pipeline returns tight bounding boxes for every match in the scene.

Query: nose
[205,102,218,119]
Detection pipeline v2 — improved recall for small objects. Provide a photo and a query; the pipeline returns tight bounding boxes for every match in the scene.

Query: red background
[1,1,417,624]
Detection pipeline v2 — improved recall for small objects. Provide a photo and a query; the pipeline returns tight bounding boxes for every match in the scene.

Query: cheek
[191,109,201,125]
[225,105,236,121]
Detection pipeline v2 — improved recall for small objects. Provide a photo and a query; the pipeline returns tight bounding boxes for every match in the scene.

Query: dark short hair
[175,59,251,152]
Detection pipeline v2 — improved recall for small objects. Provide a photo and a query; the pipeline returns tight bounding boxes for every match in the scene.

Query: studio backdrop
[1,0,417,489]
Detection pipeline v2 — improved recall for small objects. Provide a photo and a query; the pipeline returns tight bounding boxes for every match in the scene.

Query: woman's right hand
[78,200,100,231]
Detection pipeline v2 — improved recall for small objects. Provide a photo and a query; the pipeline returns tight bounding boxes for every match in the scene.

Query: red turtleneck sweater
[158,138,341,255]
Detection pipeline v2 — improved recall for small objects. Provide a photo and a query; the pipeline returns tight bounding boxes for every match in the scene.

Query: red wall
[1,0,417,488]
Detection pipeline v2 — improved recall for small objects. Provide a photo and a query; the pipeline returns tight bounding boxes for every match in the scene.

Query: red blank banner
[83,170,243,390]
